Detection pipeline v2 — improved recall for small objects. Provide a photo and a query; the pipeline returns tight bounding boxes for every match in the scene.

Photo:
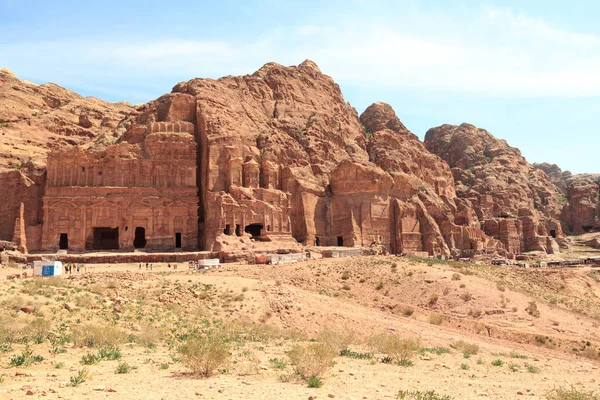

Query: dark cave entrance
[245,223,263,238]
[93,228,119,250]
[337,236,344,246]
[133,227,147,249]
[550,229,557,239]
[59,233,68,250]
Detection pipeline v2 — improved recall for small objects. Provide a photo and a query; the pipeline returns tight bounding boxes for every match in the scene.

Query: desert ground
[1,254,600,400]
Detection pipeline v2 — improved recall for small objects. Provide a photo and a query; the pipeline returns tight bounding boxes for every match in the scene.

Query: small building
[33,260,63,277]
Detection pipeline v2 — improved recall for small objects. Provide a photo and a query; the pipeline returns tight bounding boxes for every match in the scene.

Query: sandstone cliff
[108,61,506,257]
[0,68,133,248]
[424,123,564,253]
[1,61,591,258]
[534,163,600,234]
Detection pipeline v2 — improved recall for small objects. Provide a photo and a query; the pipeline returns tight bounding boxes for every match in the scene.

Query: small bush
[453,340,479,355]
[420,347,450,356]
[491,359,504,366]
[397,390,454,400]
[72,325,127,348]
[116,362,131,374]
[70,368,88,387]
[159,362,169,370]
[460,363,469,370]
[510,352,527,359]
[546,386,600,400]
[403,307,415,317]
[81,353,100,365]
[508,363,520,372]
[429,314,444,325]
[460,291,473,302]
[307,376,323,388]
[369,334,419,364]
[98,345,122,360]
[179,333,230,377]
[451,273,461,281]
[9,348,44,367]
[428,293,439,306]
[288,342,337,379]
[317,329,355,352]
[527,365,540,373]
[269,358,287,369]
[340,349,373,359]
[526,301,540,318]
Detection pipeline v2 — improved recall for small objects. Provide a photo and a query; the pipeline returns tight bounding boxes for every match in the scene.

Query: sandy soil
[0,256,599,399]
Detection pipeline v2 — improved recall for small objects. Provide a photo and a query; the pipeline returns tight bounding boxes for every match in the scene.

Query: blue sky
[1,0,599,173]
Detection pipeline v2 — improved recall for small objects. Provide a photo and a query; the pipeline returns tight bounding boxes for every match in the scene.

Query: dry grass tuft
[72,324,128,348]
[369,334,419,364]
[179,333,230,377]
[288,342,337,378]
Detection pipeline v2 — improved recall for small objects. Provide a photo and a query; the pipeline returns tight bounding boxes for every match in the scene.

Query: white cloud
[2,6,600,99]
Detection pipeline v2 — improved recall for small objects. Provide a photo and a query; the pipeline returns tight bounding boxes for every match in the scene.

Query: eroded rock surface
[424,123,565,253]
[1,62,595,257]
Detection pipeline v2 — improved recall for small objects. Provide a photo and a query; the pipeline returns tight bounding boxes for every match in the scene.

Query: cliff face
[74,61,507,257]
[424,123,565,254]
[0,68,133,249]
[534,163,600,234]
[1,61,595,257]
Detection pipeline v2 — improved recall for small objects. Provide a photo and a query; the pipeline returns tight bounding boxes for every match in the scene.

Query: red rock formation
[424,123,565,253]
[534,163,600,234]
[1,62,584,258]
[41,124,199,252]
[0,68,133,251]
[361,103,503,258]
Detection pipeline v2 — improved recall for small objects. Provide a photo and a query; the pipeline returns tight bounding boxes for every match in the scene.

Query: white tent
[33,260,63,277]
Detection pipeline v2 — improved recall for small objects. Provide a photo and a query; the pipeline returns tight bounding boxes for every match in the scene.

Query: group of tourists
[64,263,81,274]
[137,262,178,272]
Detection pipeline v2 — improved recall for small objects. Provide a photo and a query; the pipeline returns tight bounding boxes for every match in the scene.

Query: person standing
[168,264,171,272]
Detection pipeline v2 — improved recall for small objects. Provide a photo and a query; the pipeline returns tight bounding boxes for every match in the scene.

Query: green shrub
[307,376,323,388]
[115,362,131,374]
[527,365,540,373]
[98,345,122,360]
[491,359,504,366]
[420,347,449,356]
[546,385,600,400]
[397,390,454,400]
[70,368,88,387]
[269,358,287,369]
[340,349,373,360]
[81,353,100,365]
[460,363,469,370]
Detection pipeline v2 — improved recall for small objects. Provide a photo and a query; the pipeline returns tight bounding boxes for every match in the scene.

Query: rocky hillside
[112,61,504,257]
[0,68,132,242]
[0,61,596,257]
[534,163,600,234]
[424,123,565,253]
